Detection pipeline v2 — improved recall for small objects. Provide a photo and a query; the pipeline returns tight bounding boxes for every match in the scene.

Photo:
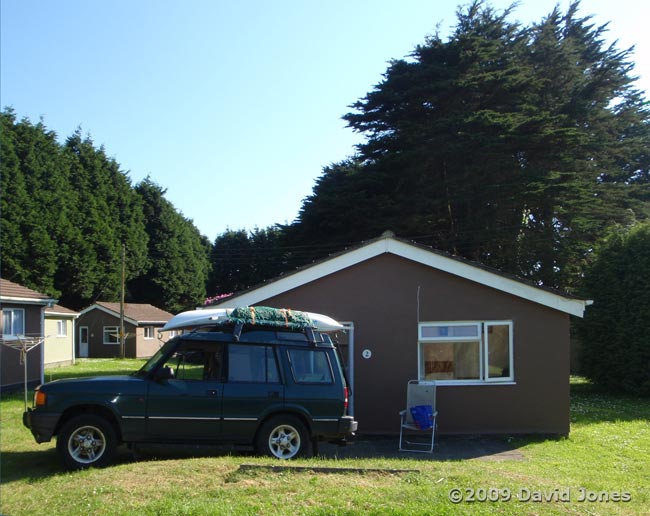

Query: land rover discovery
[23,307,357,470]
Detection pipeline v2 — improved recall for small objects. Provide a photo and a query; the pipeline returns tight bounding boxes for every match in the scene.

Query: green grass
[2,362,649,515]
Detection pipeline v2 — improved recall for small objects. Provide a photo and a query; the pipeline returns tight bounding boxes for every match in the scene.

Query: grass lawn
[1,359,649,515]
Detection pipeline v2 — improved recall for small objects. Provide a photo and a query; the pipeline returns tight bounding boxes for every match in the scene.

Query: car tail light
[344,386,349,411]
[34,390,47,407]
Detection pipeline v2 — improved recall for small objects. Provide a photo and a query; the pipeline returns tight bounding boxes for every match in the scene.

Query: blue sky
[2,0,648,241]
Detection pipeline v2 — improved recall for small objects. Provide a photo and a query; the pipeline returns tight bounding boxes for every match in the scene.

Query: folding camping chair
[398,380,437,453]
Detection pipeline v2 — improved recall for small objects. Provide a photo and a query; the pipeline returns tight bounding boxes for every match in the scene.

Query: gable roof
[0,278,57,306]
[45,304,79,317]
[79,302,174,325]
[211,235,591,318]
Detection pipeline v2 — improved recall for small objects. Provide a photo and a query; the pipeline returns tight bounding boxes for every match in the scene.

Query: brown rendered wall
[1,303,43,388]
[256,253,571,436]
[78,310,133,358]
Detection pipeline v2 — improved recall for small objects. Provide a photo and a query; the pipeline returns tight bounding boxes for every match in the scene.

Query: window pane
[421,341,480,381]
[3,310,12,335]
[103,327,119,344]
[266,347,280,383]
[3,309,25,336]
[421,324,479,339]
[487,324,511,379]
[172,351,205,380]
[14,309,25,335]
[289,349,333,384]
[161,342,224,381]
[228,345,277,383]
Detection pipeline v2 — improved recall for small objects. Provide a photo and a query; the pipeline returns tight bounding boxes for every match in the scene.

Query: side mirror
[155,366,174,381]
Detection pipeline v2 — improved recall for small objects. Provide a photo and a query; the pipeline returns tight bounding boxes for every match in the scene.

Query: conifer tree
[291,1,650,290]
[130,178,209,313]
[578,222,650,396]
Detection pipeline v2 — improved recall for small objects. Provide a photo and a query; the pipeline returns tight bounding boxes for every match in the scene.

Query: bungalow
[1,279,57,389]
[44,304,79,368]
[208,233,590,436]
[77,302,174,358]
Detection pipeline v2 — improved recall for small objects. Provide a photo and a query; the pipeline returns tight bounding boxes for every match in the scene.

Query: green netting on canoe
[228,306,314,330]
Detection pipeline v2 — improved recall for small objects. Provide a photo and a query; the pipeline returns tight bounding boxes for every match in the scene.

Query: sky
[2,0,649,242]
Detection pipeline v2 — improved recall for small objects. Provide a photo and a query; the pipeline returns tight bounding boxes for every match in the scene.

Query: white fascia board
[45,312,79,319]
[0,296,57,306]
[386,239,588,317]
[214,237,589,318]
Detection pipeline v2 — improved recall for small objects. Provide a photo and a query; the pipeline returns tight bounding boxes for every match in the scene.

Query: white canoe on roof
[161,308,233,332]
[161,307,344,332]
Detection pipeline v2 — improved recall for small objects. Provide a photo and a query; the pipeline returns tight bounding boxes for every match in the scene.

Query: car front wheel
[256,415,312,459]
[57,414,117,470]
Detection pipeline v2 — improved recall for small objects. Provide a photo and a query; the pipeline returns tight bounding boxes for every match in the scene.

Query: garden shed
[209,234,590,436]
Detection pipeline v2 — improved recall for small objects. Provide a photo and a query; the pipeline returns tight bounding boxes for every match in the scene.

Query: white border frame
[56,319,67,338]
[417,320,515,386]
[484,321,514,383]
[103,325,120,345]
[2,307,26,337]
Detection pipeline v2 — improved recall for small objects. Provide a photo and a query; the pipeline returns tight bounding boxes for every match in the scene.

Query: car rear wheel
[256,415,312,459]
[57,414,117,470]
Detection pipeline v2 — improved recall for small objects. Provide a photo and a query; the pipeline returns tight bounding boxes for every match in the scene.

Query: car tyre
[256,415,312,459]
[57,414,117,470]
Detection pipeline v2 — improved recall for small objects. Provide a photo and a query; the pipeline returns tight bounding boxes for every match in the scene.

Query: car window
[162,342,224,381]
[228,345,279,383]
[288,349,333,384]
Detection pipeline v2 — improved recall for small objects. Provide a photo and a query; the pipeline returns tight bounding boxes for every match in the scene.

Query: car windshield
[132,338,178,376]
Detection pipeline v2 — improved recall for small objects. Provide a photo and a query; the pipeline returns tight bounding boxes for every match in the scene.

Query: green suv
[23,307,357,470]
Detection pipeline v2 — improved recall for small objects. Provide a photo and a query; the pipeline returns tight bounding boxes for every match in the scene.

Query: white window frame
[143,326,154,340]
[2,308,25,337]
[418,321,514,386]
[103,326,120,345]
[56,320,68,337]
[484,321,514,383]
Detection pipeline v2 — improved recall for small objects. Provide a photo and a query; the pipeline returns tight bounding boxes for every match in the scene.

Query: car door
[146,340,224,440]
[220,343,284,442]
[284,347,345,426]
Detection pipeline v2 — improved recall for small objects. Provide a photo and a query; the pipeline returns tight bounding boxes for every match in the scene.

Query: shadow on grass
[1,435,527,484]
[0,444,259,484]
[1,448,62,482]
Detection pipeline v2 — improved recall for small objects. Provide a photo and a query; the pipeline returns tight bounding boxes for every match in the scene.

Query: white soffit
[217,237,589,317]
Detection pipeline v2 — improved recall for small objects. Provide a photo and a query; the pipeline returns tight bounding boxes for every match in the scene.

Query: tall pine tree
[291,1,650,290]
[130,178,209,313]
